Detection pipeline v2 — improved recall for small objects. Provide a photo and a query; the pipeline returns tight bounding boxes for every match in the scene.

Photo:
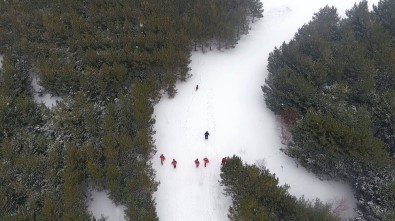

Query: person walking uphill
[160,154,166,165]
[171,159,177,168]
[203,157,209,167]
[194,158,200,168]
[204,131,210,140]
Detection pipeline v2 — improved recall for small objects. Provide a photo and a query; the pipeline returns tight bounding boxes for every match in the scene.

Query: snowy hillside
[151,0,379,221]
[85,0,380,220]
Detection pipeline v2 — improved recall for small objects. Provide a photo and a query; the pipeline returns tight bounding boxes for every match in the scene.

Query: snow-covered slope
[152,0,379,221]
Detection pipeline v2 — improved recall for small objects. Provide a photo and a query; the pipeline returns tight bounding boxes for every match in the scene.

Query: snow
[31,75,62,108]
[88,190,126,221]
[151,0,380,221]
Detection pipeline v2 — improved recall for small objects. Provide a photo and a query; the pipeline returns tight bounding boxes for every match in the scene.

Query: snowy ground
[88,190,126,221]
[152,0,380,221]
[30,75,62,108]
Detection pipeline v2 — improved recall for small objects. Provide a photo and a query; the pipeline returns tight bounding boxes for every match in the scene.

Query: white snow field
[152,0,379,221]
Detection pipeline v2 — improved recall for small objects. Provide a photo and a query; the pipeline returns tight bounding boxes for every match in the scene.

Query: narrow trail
[152,0,379,220]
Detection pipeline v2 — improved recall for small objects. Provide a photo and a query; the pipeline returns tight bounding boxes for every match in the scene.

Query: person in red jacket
[194,158,200,168]
[160,154,166,165]
[203,157,209,167]
[221,157,227,166]
[171,159,177,168]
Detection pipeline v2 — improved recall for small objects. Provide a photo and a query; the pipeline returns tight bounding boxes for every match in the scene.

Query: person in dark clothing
[160,154,166,165]
[171,159,177,168]
[203,157,209,167]
[204,131,210,140]
[194,158,200,168]
[196,85,199,91]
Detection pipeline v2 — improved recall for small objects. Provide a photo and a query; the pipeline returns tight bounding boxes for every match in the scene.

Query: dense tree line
[0,0,263,220]
[220,156,340,221]
[0,0,263,99]
[262,1,395,220]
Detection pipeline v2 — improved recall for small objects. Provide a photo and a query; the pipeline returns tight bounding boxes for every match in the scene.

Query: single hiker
[194,158,200,168]
[160,154,166,165]
[204,131,210,140]
[171,159,177,168]
[196,85,199,91]
[203,157,209,167]
[221,157,227,166]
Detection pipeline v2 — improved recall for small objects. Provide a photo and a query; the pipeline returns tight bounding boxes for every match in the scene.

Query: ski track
[152,0,380,221]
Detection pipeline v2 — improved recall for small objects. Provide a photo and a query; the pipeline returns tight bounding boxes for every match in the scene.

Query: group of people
[194,157,209,167]
[159,154,228,169]
[159,131,228,169]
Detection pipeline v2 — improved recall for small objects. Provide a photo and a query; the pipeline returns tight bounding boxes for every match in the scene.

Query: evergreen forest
[0,0,263,220]
[220,156,341,221]
[263,0,395,220]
